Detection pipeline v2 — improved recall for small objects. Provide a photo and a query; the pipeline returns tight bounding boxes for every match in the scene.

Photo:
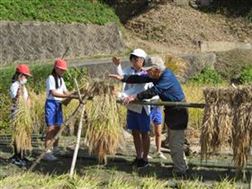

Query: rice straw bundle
[201,86,252,170]
[29,91,46,133]
[11,89,33,157]
[84,82,123,164]
[232,87,252,170]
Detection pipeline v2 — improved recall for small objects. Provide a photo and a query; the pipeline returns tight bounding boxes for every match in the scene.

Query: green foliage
[240,65,252,84]
[0,0,119,25]
[189,67,223,85]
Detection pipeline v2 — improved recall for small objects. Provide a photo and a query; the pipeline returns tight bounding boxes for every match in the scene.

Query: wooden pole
[29,84,97,171]
[116,100,205,109]
[69,79,84,177]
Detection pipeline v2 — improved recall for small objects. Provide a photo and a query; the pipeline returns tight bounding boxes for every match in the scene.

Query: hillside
[124,3,252,53]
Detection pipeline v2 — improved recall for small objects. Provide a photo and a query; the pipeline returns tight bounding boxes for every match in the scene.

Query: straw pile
[11,88,33,157]
[201,86,252,170]
[83,81,123,164]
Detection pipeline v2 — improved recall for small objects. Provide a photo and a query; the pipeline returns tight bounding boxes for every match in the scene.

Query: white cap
[130,49,147,59]
[142,56,166,71]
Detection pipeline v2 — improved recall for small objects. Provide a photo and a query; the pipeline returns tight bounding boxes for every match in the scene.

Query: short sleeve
[10,82,20,99]
[46,75,56,91]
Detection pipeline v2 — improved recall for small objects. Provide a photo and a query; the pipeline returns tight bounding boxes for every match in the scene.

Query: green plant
[0,0,119,25]
[189,67,223,85]
[240,65,252,84]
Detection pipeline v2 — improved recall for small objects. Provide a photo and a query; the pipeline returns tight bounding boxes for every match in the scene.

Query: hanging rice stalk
[29,91,46,134]
[200,86,252,170]
[232,87,252,170]
[84,82,123,164]
[11,89,33,157]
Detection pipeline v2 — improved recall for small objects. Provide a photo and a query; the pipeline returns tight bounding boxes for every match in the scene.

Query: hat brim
[142,66,153,71]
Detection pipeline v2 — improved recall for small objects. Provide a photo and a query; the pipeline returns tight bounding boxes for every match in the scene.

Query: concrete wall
[0,22,125,64]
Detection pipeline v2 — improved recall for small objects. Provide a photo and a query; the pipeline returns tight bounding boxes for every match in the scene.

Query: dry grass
[200,86,252,170]
[83,81,124,164]
[11,89,33,157]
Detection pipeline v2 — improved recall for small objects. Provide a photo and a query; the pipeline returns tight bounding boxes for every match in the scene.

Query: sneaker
[53,147,61,155]
[157,152,167,160]
[44,151,58,161]
[11,157,26,167]
[172,169,189,179]
[131,157,140,167]
[137,159,149,168]
[147,155,153,159]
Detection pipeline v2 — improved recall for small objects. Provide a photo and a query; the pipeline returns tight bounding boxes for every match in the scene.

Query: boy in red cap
[9,64,32,166]
[44,58,74,161]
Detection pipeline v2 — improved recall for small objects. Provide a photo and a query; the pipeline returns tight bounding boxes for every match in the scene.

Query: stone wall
[0,22,124,64]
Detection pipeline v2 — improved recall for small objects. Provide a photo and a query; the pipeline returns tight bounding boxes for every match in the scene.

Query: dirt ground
[0,134,251,188]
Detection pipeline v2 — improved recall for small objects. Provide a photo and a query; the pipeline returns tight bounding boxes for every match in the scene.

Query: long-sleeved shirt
[122,69,185,102]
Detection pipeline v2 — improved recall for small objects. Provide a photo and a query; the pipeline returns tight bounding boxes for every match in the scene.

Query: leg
[45,126,55,149]
[141,132,150,161]
[132,129,143,159]
[154,124,162,153]
[53,126,60,147]
[169,128,188,173]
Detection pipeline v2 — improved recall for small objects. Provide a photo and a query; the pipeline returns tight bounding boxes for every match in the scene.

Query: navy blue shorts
[127,109,150,133]
[150,106,162,125]
[45,99,63,127]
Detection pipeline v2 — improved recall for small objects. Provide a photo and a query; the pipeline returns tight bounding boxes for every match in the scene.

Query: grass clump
[0,0,119,25]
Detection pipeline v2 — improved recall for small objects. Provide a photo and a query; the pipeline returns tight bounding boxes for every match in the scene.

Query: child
[9,64,32,166]
[113,54,166,160]
[44,58,73,161]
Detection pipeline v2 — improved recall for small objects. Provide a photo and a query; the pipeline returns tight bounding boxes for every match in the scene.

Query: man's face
[147,67,161,79]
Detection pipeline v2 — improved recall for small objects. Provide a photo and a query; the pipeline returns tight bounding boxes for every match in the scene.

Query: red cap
[54,58,67,70]
[16,64,32,77]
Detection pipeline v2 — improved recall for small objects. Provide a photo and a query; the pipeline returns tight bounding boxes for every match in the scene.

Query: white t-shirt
[115,64,152,114]
[46,75,67,101]
[10,81,29,101]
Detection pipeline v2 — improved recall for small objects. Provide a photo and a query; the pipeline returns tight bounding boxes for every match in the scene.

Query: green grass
[0,171,241,189]
[0,0,119,25]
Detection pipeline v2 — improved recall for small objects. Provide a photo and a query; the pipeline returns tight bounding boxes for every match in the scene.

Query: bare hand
[123,95,136,105]
[112,57,121,66]
[109,74,123,81]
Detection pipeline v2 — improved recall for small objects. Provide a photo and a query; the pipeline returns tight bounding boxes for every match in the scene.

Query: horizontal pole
[116,100,205,109]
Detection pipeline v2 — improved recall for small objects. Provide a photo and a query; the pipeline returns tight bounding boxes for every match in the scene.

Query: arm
[122,74,153,83]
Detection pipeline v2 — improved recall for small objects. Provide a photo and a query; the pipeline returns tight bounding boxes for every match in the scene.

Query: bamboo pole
[116,100,205,109]
[69,79,84,177]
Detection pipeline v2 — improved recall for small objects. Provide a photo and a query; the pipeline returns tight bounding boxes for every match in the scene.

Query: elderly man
[109,56,189,176]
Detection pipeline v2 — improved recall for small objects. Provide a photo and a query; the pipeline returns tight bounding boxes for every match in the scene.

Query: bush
[0,0,119,25]
[189,67,223,85]
[240,65,252,84]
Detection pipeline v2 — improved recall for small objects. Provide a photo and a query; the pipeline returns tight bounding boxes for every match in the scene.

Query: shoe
[172,169,189,179]
[53,147,61,155]
[137,159,149,168]
[156,152,167,160]
[11,157,26,167]
[44,151,58,161]
[131,157,140,167]
[147,155,153,159]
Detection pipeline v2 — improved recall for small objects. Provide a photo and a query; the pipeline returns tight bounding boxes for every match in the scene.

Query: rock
[179,52,216,82]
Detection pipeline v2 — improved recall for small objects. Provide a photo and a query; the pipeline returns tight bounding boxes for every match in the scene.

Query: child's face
[18,74,28,84]
[147,68,161,79]
[56,67,66,76]
[130,56,144,70]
